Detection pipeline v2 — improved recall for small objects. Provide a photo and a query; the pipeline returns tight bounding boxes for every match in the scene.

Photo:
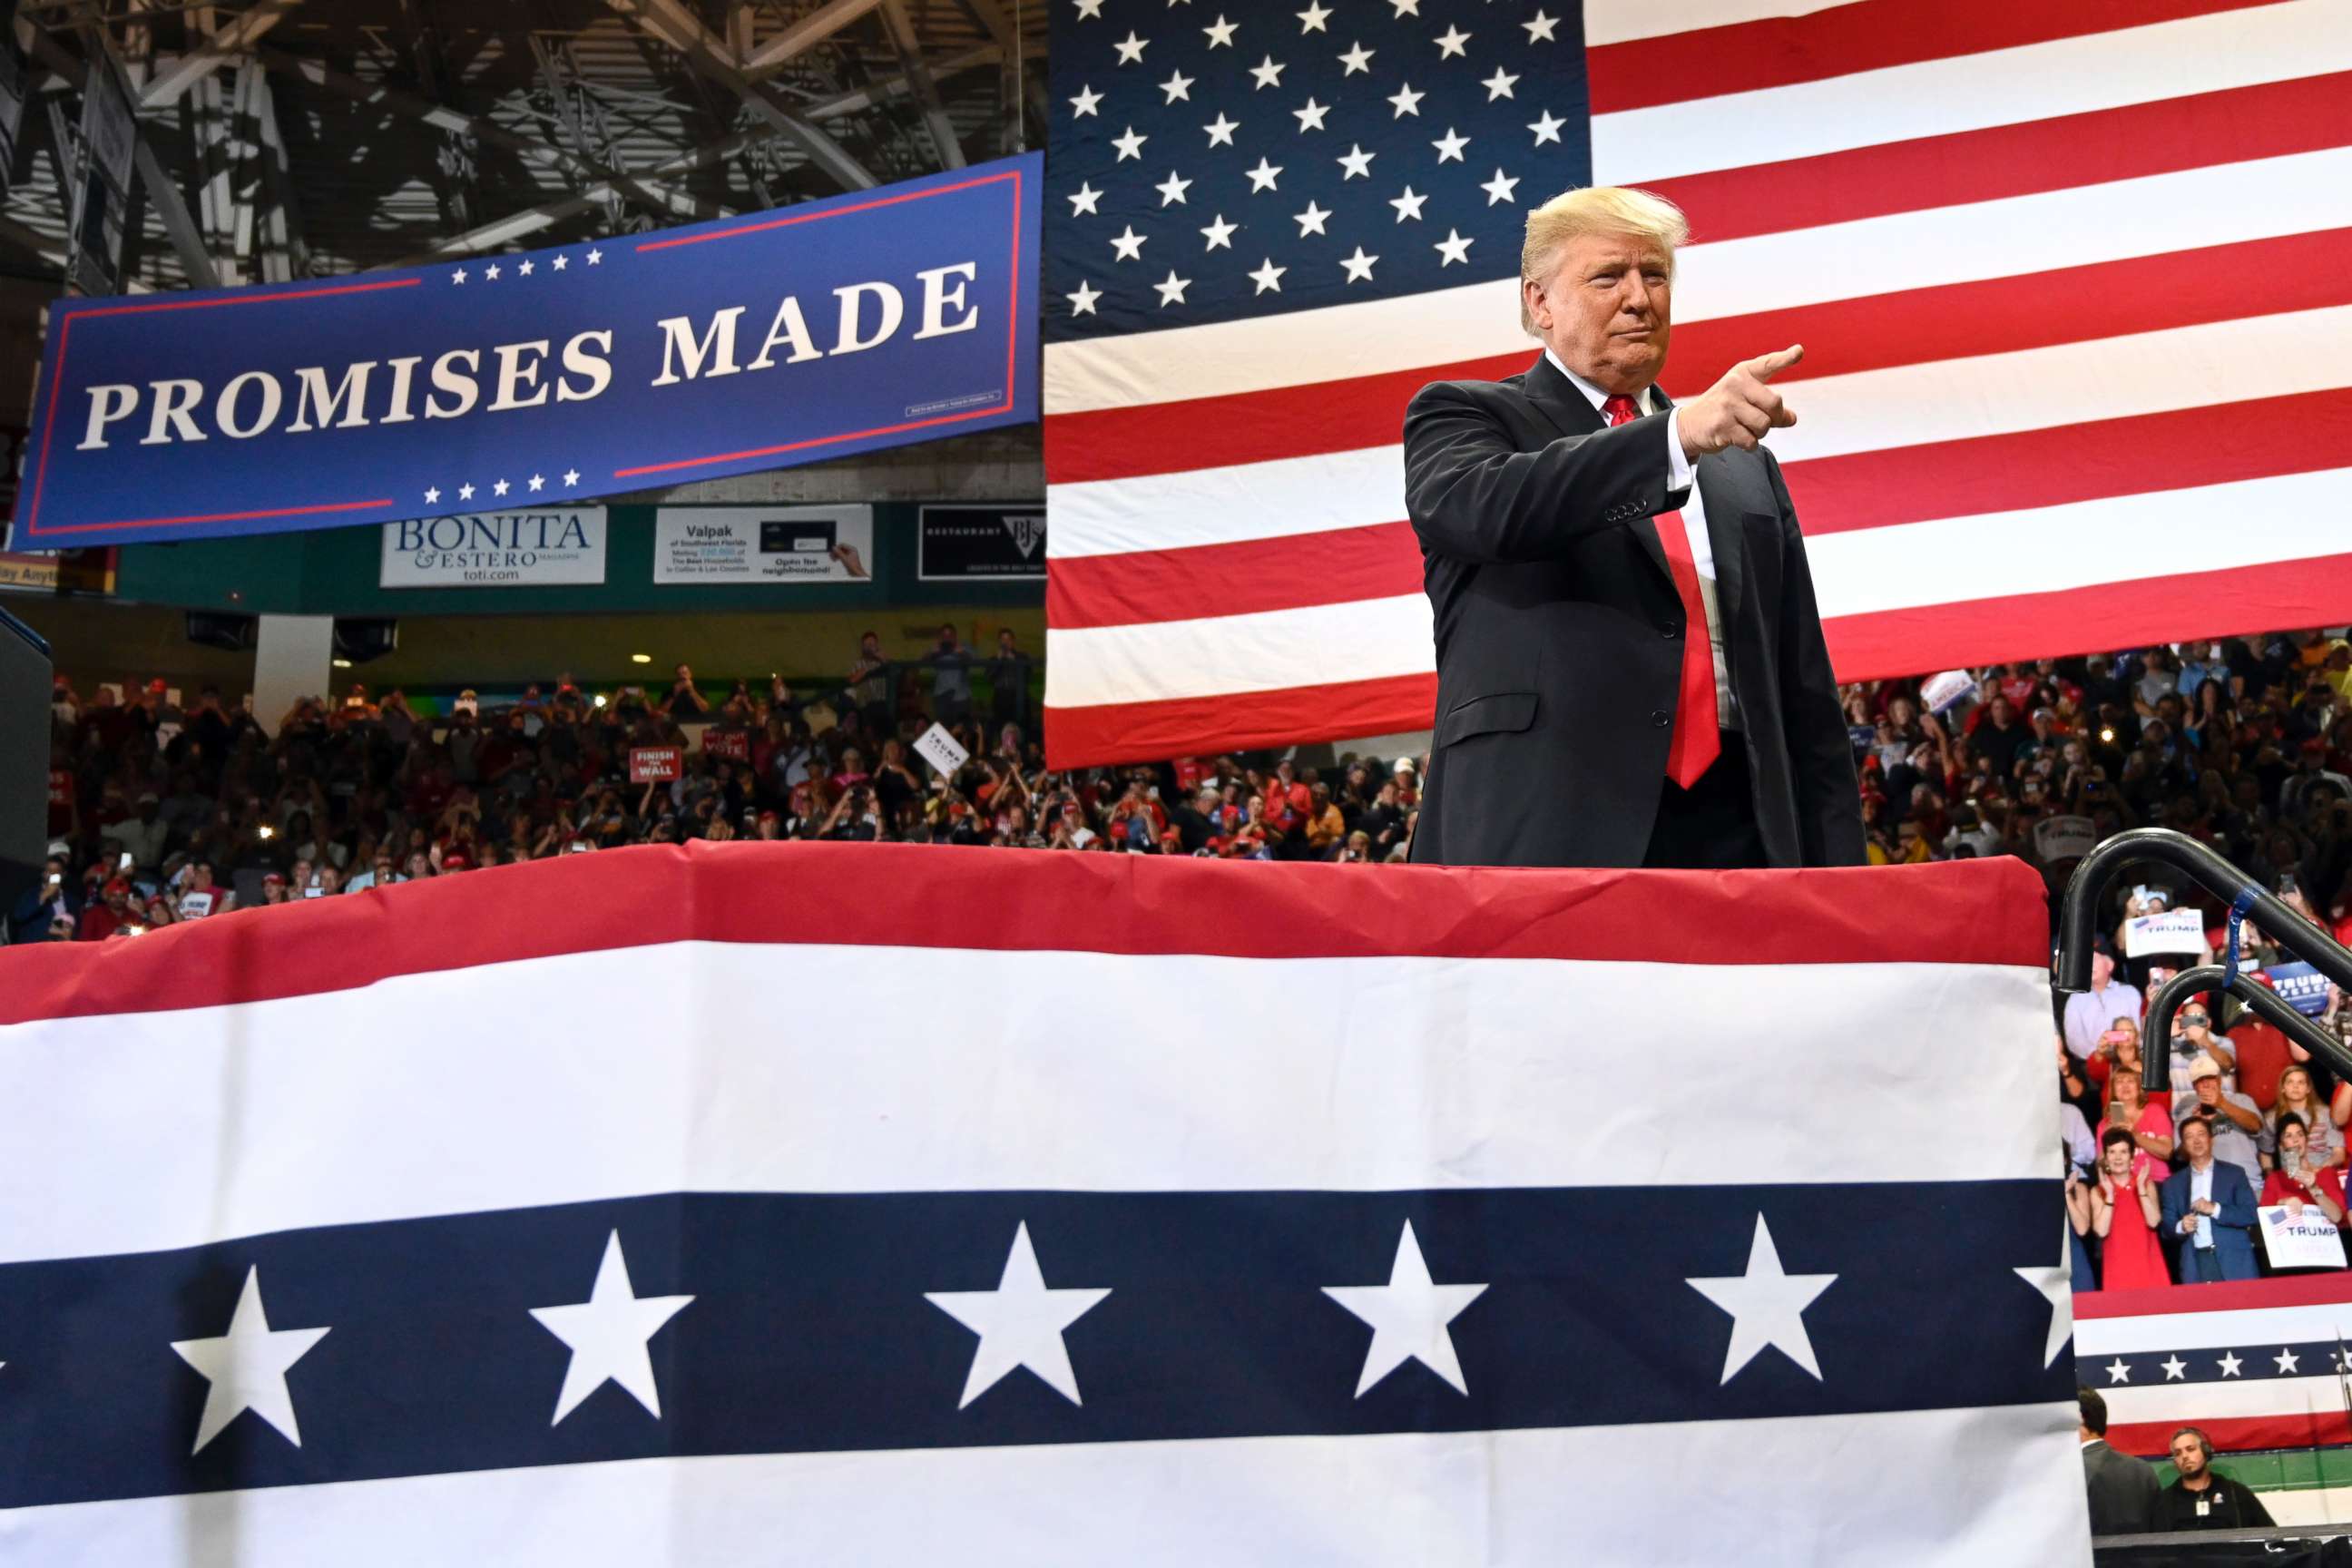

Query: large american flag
[1039,0,2352,768]
[0,844,2089,1563]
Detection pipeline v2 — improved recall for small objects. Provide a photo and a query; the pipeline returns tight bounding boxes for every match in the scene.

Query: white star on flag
[2013,1222,2074,1368]
[1069,84,1103,117]
[1431,127,1469,162]
[1156,171,1193,205]
[1112,125,1148,161]
[1338,41,1374,74]
[1200,214,1238,250]
[1113,31,1147,64]
[1159,70,1193,103]
[1686,1215,1838,1384]
[1524,9,1560,43]
[1203,113,1240,146]
[1069,182,1103,215]
[1389,186,1427,221]
[1434,229,1474,265]
[1249,55,1285,89]
[1322,1220,1488,1396]
[1202,15,1236,47]
[1482,168,1521,205]
[1293,201,1331,236]
[1387,83,1424,117]
[1246,157,1283,191]
[1295,2,1331,33]
[2161,1355,2188,1380]
[1073,0,1103,17]
[1154,270,1192,306]
[1249,257,1286,294]
[2218,1351,2243,1377]
[925,1222,1110,1408]
[1339,245,1378,282]
[563,469,581,486]
[170,1266,331,1455]
[1336,143,1375,179]
[1482,67,1519,101]
[1529,110,1567,146]
[1293,97,1329,132]
[528,1230,693,1425]
[1068,280,1103,316]
[1434,24,1470,58]
[1111,225,1147,260]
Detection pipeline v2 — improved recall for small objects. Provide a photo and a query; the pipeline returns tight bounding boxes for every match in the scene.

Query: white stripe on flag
[1590,0,2352,183]
[0,946,2053,1265]
[1045,595,1435,707]
[1582,0,1867,47]
[2078,1302,2352,1357]
[13,1405,2089,1568]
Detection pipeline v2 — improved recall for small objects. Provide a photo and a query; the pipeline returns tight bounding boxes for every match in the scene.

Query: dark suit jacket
[1401,352,1864,869]
[2160,1160,2261,1280]
[2082,1439,2163,1535]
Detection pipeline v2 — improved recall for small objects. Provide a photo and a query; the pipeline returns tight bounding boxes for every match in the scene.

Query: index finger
[1745,344,1806,381]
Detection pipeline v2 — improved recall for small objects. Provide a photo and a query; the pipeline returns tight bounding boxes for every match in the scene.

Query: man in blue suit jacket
[2161,1119,2260,1282]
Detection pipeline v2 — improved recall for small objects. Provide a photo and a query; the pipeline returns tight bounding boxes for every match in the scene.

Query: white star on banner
[1160,69,1194,103]
[1202,15,1237,46]
[1069,84,1104,117]
[1482,168,1521,204]
[1434,24,1470,58]
[1113,30,1148,64]
[1387,83,1424,117]
[528,1230,693,1425]
[563,469,581,486]
[1156,171,1193,205]
[2106,1357,2133,1384]
[490,478,508,497]
[1434,228,1473,265]
[424,487,441,505]
[926,1222,1110,1408]
[2013,1222,2074,1368]
[1245,157,1283,191]
[1203,113,1240,146]
[518,259,535,277]
[1482,67,1519,101]
[1529,110,1567,145]
[528,474,545,493]
[1069,182,1103,215]
[170,1267,331,1455]
[2161,1355,2188,1381]
[1338,41,1374,74]
[458,483,476,501]
[1296,2,1331,33]
[1200,213,1238,250]
[587,249,603,264]
[1068,279,1102,315]
[450,268,466,284]
[1322,1220,1488,1396]
[1336,143,1375,179]
[1112,125,1148,161]
[1111,225,1147,260]
[1249,55,1285,89]
[485,263,502,280]
[2218,1351,2243,1377]
[1523,9,1559,43]
[553,254,569,270]
[1686,1215,1838,1384]
[1154,270,1192,305]
[1293,96,1330,132]
[1293,201,1331,236]
[1249,257,1286,293]
[2277,1348,2301,1374]
[1431,127,1469,162]
[1389,185,1426,221]
[1339,245,1378,282]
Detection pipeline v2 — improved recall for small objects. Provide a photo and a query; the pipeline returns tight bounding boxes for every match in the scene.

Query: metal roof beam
[140,0,299,109]
[739,0,884,81]
[876,0,962,169]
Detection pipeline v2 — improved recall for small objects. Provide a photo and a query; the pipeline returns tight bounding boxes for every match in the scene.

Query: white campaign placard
[2124,908,2207,958]
[652,505,875,584]
[913,722,970,778]
[2032,815,2099,864]
[2259,1204,2350,1269]
[379,509,608,588]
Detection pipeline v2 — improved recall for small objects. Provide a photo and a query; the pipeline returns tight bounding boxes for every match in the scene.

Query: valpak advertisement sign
[652,505,873,584]
[17,154,1041,547]
[379,508,607,588]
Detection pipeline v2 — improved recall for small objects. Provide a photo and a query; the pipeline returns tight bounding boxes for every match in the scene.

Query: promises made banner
[15,155,1040,547]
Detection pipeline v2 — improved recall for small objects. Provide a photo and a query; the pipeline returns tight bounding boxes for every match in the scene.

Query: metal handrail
[2054,828,2352,995]
[2144,965,2352,1083]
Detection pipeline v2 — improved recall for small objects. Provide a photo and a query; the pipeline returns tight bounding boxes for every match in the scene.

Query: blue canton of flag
[1045,0,1590,340]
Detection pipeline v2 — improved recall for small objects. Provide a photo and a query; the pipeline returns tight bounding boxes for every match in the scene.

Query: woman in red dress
[2090,1127,2170,1290]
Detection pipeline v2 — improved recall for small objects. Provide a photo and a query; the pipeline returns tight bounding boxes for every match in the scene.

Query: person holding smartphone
[2259,1114,2347,1231]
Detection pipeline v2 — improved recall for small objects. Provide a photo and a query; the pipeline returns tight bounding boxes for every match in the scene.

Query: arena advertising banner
[652,504,873,584]
[917,504,1045,581]
[378,507,607,589]
[15,153,1041,548]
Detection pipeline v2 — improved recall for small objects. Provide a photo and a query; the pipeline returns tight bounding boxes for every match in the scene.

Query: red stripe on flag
[0,837,2052,1024]
[1044,672,1437,769]
[1785,386,2352,536]
[2109,1413,2352,1461]
[1045,228,2352,487]
[1049,522,1423,630]
[1822,554,2352,685]
[1585,0,2277,115]
[1639,71,2352,247]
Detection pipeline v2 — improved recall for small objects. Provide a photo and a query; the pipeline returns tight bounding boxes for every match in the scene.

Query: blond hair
[1520,186,1690,334]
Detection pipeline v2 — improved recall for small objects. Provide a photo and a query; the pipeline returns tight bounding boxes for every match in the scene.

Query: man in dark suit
[2078,1387,2162,1536]
[1403,185,1863,869]
[2160,1118,2261,1282]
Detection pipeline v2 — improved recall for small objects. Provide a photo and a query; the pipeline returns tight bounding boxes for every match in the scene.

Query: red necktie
[1602,393,1719,789]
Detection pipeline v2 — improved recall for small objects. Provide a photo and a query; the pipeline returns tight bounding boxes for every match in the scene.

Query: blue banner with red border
[15,154,1040,547]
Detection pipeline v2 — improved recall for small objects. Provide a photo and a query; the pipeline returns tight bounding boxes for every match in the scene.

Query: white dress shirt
[2188,1161,2214,1249]
[1544,348,1738,730]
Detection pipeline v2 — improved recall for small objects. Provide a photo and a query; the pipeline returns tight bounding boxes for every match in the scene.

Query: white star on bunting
[170,1267,331,1455]
[2218,1351,2243,1377]
[2013,1222,2074,1368]
[2106,1357,2133,1384]
[1322,1220,1488,1396]
[528,1230,694,1424]
[2161,1355,2188,1381]
[926,1222,1110,1407]
[1686,1215,1838,1384]
[2278,1348,2301,1374]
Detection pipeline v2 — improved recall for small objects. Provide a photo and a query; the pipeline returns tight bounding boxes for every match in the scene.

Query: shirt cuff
[1664,406,1694,493]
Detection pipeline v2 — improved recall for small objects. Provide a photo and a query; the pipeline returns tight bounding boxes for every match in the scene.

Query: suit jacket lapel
[1524,353,1671,584]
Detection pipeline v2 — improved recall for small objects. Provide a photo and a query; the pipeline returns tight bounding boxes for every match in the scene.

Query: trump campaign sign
[16,154,1040,547]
